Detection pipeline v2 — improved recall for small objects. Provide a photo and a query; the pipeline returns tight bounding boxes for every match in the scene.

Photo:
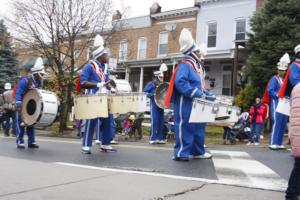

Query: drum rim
[22,89,58,127]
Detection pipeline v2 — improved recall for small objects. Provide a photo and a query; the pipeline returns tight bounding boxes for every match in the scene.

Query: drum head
[21,89,42,126]
[154,82,172,109]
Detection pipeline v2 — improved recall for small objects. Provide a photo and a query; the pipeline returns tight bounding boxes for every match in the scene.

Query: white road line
[211,150,288,191]
[55,156,286,192]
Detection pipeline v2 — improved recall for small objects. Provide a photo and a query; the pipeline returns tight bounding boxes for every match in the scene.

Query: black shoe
[28,143,39,148]
[4,134,9,137]
[17,144,25,149]
[172,156,189,162]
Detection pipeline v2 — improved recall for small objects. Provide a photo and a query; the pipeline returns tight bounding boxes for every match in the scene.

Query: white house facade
[195,0,258,95]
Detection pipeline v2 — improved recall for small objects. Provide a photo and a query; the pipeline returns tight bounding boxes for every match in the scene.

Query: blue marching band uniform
[80,60,116,154]
[267,53,290,150]
[14,58,45,149]
[80,34,116,154]
[268,75,288,149]
[166,29,213,161]
[144,72,165,144]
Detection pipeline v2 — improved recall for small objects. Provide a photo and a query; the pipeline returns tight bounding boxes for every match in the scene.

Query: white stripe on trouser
[84,119,91,147]
[190,88,198,98]
[270,100,276,145]
[150,102,154,140]
[84,89,93,147]
[177,96,184,158]
[15,112,21,144]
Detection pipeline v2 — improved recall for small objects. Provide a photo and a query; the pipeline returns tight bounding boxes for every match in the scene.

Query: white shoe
[269,145,279,150]
[149,140,157,144]
[260,135,264,139]
[100,145,117,152]
[204,144,207,148]
[278,145,286,149]
[246,142,253,146]
[193,152,213,159]
[157,140,166,144]
[254,142,259,146]
[95,140,101,145]
[110,140,119,145]
[81,146,91,154]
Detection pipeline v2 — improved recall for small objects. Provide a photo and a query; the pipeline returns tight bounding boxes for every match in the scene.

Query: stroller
[225,112,250,144]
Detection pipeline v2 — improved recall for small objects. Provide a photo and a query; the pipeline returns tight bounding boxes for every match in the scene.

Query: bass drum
[21,89,59,127]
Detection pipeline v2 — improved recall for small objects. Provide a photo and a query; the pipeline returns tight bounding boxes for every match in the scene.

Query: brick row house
[107,3,198,92]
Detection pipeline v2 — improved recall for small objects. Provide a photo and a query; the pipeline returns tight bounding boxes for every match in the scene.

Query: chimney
[112,10,122,21]
[150,2,161,14]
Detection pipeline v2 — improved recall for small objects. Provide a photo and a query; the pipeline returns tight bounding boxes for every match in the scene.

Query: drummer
[80,34,116,154]
[165,29,214,161]
[144,68,165,144]
[268,53,289,150]
[14,57,45,149]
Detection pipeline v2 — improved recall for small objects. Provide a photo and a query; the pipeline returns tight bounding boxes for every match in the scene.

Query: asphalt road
[0,136,293,184]
[0,135,294,199]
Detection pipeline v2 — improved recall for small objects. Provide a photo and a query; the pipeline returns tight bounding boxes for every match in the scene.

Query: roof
[151,7,199,20]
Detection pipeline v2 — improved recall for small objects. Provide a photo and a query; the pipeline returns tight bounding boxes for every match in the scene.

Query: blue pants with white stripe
[173,96,205,158]
[269,99,288,146]
[15,112,35,145]
[96,114,115,141]
[149,101,164,141]
[82,116,112,147]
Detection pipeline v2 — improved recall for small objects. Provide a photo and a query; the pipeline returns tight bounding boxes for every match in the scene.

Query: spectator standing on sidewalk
[248,98,265,145]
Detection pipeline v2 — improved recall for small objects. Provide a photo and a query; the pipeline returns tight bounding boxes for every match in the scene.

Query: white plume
[94,34,104,47]
[279,53,290,64]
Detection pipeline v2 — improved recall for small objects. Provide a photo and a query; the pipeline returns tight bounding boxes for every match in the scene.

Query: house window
[137,37,147,60]
[119,40,128,61]
[236,19,246,41]
[158,32,168,56]
[207,22,217,48]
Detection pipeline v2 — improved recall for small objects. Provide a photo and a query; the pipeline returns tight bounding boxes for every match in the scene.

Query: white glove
[96,82,105,88]
[110,87,116,93]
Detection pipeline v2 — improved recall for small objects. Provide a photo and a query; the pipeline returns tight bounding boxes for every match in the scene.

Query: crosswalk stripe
[211,150,288,191]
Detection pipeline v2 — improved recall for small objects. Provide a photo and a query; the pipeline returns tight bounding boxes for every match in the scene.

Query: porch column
[232,43,239,95]
[139,67,144,93]
[125,67,130,81]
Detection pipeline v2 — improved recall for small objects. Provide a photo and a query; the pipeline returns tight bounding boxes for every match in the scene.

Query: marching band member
[15,57,45,149]
[268,53,289,150]
[144,68,165,144]
[80,34,116,154]
[1,83,17,137]
[165,29,213,161]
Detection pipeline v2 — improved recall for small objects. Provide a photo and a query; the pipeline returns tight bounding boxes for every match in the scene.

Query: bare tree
[7,0,114,133]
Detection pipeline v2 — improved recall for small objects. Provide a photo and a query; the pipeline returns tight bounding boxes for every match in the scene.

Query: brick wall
[107,16,197,61]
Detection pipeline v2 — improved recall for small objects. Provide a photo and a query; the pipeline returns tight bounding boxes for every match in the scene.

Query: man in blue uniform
[15,57,45,149]
[268,53,289,150]
[80,34,116,154]
[167,29,213,161]
[144,69,165,144]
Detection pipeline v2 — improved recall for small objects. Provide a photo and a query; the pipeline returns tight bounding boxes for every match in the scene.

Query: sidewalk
[0,155,284,200]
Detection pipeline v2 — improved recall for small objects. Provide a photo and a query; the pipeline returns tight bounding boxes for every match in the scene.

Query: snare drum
[215,95,234,105]
[22,89,59,127]
[189,98,218,123]
[74,94,108,119]
[276,98,290,116]
[108,93,148,115]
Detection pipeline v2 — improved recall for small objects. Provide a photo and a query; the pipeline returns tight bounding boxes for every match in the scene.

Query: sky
[0,0,195,19]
